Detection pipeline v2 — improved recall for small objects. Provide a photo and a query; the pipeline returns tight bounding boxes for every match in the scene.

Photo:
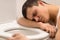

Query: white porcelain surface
[0,20,49,40]
[6,28,49,40]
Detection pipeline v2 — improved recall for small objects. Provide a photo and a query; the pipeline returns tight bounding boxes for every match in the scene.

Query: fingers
[50,27,56,38]
[44,25,56,38]
[48,26,56,38]
[40,23,56,38]
[6,33,28,40]
[45,27,49,33]
[49,27,54,38]
[13,33,29,40]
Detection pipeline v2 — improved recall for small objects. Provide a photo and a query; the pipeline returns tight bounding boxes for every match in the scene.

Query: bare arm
[17,17,40,28]
[55,16,60,40]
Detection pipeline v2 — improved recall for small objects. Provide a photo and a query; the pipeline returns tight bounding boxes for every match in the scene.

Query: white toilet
[0,20,49,40]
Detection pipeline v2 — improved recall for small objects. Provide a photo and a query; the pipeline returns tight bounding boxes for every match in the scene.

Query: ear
[37,1,44,6]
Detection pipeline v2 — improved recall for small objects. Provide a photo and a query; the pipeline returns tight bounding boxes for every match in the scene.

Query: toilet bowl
[0,20,49,40]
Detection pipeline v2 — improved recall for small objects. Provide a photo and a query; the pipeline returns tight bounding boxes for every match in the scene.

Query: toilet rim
[23,28,49,39]
[0,20,49,39]
[5,27,49,40]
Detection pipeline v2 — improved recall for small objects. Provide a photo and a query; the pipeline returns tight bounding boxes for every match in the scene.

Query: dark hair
[22,0,48,19]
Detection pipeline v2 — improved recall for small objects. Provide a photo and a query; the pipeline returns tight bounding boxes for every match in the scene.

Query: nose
[34,16,39,22]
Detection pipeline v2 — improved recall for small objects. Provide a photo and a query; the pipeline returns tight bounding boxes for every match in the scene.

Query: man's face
[26,5,50,22]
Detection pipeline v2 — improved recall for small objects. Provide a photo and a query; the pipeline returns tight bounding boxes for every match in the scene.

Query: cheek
[40,8,48,13]
[36,7,49,16]
[38,7,46,13]
[41,9,48,16]
[38,9,47,16]
[39,9,49,18]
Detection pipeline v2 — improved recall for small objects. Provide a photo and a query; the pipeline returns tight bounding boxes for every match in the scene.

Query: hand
[6,33,29,40]
[38,22,56,38]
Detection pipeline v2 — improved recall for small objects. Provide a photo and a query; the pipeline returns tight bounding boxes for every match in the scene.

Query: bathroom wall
[0,0,26,24]
[16,0,26,18]
[43,0,60,5]
[0,0,16,23]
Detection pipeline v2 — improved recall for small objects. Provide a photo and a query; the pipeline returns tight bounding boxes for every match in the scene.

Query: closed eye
[33,11,37,17]
[33,13,36,17]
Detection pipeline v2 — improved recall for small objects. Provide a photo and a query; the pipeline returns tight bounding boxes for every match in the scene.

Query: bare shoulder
[58,6,60,8]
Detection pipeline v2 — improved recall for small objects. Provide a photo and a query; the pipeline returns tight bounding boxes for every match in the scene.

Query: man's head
[22,0,50,23]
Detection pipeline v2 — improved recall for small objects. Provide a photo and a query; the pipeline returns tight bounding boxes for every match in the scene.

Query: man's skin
[7,33,29,40]
[17,1,60,40]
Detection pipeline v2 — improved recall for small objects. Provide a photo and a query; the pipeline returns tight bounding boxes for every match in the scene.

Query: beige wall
[0,0,16,23]
[16,0,26,18]
[43,0,60,5]
[0,0,26,24]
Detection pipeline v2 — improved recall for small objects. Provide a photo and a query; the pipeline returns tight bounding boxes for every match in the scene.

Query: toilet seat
[0,20,49,40]
[5,27,49,40]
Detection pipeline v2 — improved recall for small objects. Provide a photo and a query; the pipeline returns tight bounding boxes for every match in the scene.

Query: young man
[17,0,60,40]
